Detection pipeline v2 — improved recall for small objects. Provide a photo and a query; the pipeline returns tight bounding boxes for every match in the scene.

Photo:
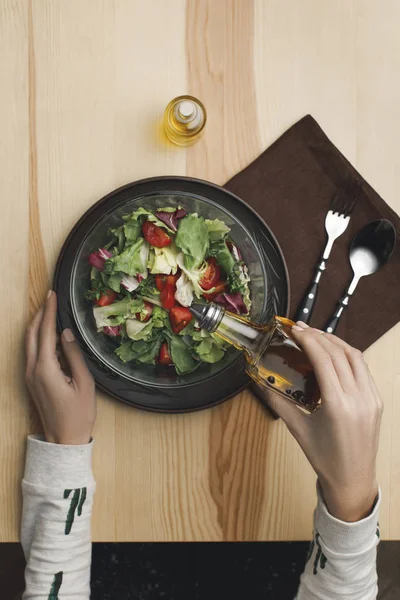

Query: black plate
[54,176,289,413]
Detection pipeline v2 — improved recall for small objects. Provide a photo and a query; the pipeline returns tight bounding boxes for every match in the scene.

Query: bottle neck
[214,312,272,357]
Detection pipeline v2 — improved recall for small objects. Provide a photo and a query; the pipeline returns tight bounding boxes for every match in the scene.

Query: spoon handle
[324,294,350,334]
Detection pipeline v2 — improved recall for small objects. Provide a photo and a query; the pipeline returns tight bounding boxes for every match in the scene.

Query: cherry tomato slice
[203,281,227,302]
[155,275,167,291]
[135,300,153,323]
[158,342,173,365]
[95,289,117,307]
[155,273,179,291]
[160,284,176,310]
[169,306,193,334]
[199,258,221,291]
[142,221,171,248]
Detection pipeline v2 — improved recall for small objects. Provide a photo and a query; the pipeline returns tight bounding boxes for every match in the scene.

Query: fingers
[26,306,45,379]
[61,329,94,391]
[309,333,356,394]
[38,291,58,360]
[320,332,369,382]
[290,327,342,399]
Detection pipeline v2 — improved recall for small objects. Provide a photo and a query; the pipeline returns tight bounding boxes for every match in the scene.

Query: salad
[85,206,251,374]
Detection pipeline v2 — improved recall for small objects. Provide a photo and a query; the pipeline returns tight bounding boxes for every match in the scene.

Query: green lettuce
[205,218,231,241]
[93,298,143,329]
[110,226,126,253]
[175,214,209,268]
[168,335,198,375]
[176,253,208,298]
[115,336,162,365]
[194,337,225,363]
[123,220,141,245]
[148,244,180,275]
[107,272,123,293]
[107,238,149,277]
[126,306,169,341]
[209,239,235,276]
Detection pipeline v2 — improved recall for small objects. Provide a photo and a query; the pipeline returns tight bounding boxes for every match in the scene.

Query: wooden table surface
[1,0,400,542]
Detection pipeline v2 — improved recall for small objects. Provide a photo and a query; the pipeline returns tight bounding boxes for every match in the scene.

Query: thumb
[61,329,93,390]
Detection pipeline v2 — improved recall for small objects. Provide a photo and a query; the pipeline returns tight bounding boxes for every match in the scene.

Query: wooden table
[1,0,399,542]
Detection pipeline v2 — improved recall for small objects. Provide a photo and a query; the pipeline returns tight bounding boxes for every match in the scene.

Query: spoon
[324,219,396,334]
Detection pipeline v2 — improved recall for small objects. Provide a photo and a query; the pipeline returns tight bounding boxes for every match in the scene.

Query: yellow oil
[215,313,321,413]
[163,95,206,146]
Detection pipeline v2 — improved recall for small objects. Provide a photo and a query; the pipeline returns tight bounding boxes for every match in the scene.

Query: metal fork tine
[343,178,363,216]
[330,178,363,217]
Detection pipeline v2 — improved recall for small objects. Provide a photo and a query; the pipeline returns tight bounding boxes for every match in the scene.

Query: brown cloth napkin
[225,114,400,351]
[224,115,400,413]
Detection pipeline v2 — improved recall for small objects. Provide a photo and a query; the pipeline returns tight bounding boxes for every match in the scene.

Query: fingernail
[292,325,304,332]
[63,328,75,342]
[296,321,309,328]
[47,289,53,299]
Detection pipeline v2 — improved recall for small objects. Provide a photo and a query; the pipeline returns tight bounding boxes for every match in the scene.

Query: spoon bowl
[325,219,396,334]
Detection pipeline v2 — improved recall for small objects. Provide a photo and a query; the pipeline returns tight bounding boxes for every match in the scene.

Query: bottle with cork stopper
[164,95,206,146]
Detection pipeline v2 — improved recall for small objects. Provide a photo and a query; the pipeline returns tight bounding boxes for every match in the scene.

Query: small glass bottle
[164,95,206,146]
[190,303,321,413]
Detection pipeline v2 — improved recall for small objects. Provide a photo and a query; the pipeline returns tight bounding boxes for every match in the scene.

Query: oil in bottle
[163,95,206,146]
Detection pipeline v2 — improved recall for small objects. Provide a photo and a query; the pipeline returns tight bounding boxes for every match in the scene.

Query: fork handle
[294,281,319,324]
[294,257,327,323]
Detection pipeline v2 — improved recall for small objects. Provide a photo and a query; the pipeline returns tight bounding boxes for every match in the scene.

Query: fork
[294,180,362,324]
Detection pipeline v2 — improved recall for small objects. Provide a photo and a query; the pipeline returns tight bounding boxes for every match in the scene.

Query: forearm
[21,436,95,600]
[296,483,380,600]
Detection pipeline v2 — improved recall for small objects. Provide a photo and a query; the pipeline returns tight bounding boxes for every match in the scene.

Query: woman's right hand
[268,322,383,522]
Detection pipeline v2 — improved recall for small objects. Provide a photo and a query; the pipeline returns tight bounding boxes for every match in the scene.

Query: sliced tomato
[155,274,167,291]
[166,274,179,286]
[135,300,153,323]
[95,289,117,307]
[155,273,179,291]
[160,284,176,310]
[158,342,173,365]
[199,258,221,291]
[137,273,144,283]
[142,221,171,248]
[203,281,227,302]
[169,306,192,334]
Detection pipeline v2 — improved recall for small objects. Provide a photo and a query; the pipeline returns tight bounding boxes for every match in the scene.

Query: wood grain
[0,0,399,542]
[0,0,30,542]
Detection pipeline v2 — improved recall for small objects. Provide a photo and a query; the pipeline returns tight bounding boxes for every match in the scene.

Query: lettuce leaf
[174,272,194,307]
[205,218,231,241]
[109,226,126,253]
[148,244,180,275]
[209,239,235,276]
[168,335,198,375]
[115,336,162,364]
[93,298,143,329]
[123,220,141,245]
[108,238,149,277]
[194,337,225,363]
[176,253,208,298]
[175,214,209,268]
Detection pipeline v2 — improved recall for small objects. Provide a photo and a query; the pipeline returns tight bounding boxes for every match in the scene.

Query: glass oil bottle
[163,95,206,146]
[190,303,321,413]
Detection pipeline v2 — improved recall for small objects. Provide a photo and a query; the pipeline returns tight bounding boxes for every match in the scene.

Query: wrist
[45,432,91,446]
[320,480,379,522]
